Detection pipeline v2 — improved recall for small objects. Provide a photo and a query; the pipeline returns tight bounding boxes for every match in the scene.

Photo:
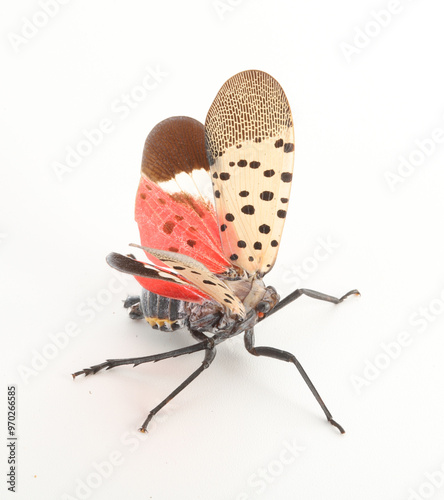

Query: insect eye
[256,301,271,314]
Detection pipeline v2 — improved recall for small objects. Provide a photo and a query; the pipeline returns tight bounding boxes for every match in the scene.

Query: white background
[2,1,444,499]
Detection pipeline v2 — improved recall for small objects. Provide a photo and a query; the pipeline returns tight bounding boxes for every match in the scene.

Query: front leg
[244,328,345,434]
[265,288,360,318]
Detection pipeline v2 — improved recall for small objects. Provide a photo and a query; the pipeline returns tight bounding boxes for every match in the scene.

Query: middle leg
[139,338,216,432]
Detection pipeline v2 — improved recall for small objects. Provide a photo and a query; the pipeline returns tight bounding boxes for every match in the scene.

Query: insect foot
[328,418,346,434]
[72,361,112,378]
[339,289,361,302]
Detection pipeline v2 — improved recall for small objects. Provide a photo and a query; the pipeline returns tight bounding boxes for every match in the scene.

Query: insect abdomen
[140,288,186,331]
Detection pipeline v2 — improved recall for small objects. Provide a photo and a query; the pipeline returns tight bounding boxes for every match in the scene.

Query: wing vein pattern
[205,70,295,276]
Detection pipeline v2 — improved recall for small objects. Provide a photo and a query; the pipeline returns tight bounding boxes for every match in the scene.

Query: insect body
[73,70,359,434]
[124,290,186,331]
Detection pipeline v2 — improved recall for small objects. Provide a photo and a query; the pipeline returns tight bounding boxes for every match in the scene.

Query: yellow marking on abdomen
[145,317,176,328]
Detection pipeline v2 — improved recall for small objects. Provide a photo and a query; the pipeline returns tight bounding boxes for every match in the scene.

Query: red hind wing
[136,176,229,274]
[134,273,207,304]
[132,116,232,303]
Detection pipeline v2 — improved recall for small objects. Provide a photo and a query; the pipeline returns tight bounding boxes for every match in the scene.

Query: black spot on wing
[238,160,247,167]
[226,213,235,222]
[249,161,260,169]
[260,191,274,201]
[264,169,275,177]
[275,139,283,148]
[203,280,217,286]
[284,143,294,153]
[106,253,178,284]
[220,172,230,181]
[239,190,249,197]
[281,172,293,182]
[241,205,255,215]
[163,221,175,234]
[277,210,287,219]
[259,224,270,234]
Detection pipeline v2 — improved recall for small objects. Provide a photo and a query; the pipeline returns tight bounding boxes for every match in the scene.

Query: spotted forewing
[108,71,294,316]
[206,70,295,276]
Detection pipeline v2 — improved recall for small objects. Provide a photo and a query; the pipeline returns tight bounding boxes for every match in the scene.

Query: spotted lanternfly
[73,70,359,434]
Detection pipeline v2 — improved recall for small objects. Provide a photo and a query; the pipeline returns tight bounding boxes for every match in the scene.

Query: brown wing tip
[205,70,293,163]
[141,116,209,183]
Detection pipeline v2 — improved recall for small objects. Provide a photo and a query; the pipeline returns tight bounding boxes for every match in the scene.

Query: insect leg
[123,295,140,308]
[123,295,144,320]
[72,340,210,378]
[266,288,360,318]
[244,328,345,434]
[139,338,216,433]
